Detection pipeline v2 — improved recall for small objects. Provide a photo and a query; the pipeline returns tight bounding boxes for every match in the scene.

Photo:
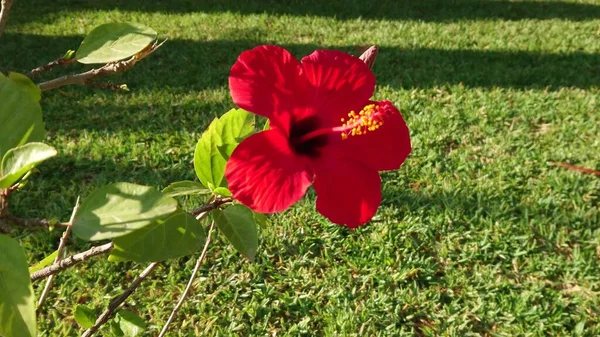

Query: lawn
[2,0,600,336]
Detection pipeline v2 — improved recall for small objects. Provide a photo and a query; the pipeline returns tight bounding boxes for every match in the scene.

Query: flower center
[297,101,393,144]
[288,101,395,158]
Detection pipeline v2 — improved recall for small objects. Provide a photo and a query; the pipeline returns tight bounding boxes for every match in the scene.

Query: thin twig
[37,39,166,91]
[190,197,232,216]
[158,222,215,337]
[30,242,114,281]
[81,262,159,337]
[0,214,53,233]
[548,162,600,177]
[37,197,80,311]
[0,0,14,36]
[0,189,8,219]
[28,56,77,78]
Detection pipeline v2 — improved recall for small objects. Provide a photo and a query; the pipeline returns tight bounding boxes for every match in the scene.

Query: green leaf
[214,108,255,158]
[8,72,41,102]
[263,119,270,131]
[110,320,125,336]
[162,180,209,198]
[253,212,268,227]
[0,234,36,337]
[115,310,146,337]
[0,72,45,159]
[193,109,254,192]
[0,143,57,188]
[72,182,178,241]
[63,49,76,60]
[212,205,258,261]
[212,186,232,197]
[28,249,59,274]
[109,209,206,263]
[76,22,157,64]
[73,305,96,329]
[194,118,226,190]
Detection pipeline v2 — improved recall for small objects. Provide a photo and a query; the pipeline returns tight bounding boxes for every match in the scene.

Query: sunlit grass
[2,0,600,336]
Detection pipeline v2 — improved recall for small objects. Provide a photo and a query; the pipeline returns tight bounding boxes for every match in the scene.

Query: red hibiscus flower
[225,45,411,228]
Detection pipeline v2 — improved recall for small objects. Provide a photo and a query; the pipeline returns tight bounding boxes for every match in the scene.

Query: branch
[37,197,80,311]
[548,162,600,177]
[28,56,77,78]
[158,222,215,337]
[0,184,18,218]
[30,242,114,281]
[81,262,159,337]
[0,189,8,219]
[37,39,166,91]
[190,197,232,216]
[0,214,52,233]
[0,0,14,36]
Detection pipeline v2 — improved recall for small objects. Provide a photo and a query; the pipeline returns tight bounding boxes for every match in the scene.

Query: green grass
[2,0,600,336]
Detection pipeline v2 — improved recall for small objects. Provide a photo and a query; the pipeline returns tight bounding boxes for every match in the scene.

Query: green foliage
[0,72,44,159]
[8,72,41,102]
[3,1,600,336]
[71,182,178,241]
[73,305,96,329]
[194,109,254,194]
[75,22,157,64]
[111,310,146,337]
[162,180,209,198]
[109,209,206,263]
[28,249,58,274]
[212,205,259,261]
[213,108,255,158]
[0,142,57,188]
[0,235,36,337]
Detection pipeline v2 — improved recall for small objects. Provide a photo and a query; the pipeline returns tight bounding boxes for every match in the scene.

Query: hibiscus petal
[313,159,381,228]
[301,50,375,127]
[324,100,411,171]
[229,45,310,133]
[225,130,313,213]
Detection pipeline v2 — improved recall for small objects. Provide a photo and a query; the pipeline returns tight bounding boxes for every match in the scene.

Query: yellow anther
[340,104,387,140]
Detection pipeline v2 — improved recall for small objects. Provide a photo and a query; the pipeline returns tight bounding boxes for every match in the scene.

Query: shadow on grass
[2,33,598,135]
[3,34,599,93]
[16,0,600,22]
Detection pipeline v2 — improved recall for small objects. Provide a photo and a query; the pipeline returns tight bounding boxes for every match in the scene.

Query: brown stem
[548,162,600,177]
[190,197,232,216]
[28,57,77,78]
[0,0,14,36]
[0,214,52,233]
[81,262,159,337]
[37,39,166,91]
[30,242,114,281]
